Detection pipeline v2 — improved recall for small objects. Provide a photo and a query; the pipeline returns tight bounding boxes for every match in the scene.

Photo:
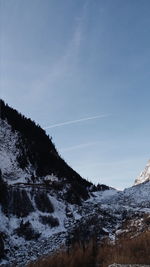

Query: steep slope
[0,99,92,203]
[134,160,150,185]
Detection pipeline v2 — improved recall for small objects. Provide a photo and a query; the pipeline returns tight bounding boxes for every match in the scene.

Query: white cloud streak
[44,114,110,129]
[25,2,88,102]
[60,142,99,152]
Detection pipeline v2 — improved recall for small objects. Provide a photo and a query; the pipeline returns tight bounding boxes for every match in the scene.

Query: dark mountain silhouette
[0,99,94,203]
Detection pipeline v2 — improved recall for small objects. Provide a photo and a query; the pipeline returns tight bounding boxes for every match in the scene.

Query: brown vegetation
[28,231,150,267]
[98,231,150,266]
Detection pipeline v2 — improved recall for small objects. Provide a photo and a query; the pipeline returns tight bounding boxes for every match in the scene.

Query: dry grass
[28,231,150,267]
[98,231,150,266]
[28,242,96,267]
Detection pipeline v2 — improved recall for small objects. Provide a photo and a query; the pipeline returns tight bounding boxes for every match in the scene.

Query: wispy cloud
[60,141,99,152]
[42,3,86,83]
[26,2,88,102]
[44,114,110,129]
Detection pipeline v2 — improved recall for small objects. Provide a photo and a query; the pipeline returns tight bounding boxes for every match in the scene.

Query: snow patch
[0,119,32,184]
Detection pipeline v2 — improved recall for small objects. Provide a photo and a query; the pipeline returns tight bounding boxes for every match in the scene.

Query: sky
[1,0,150,189]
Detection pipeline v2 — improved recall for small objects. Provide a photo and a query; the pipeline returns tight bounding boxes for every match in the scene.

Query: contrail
[60,142,99,152]
[44,114,110,129]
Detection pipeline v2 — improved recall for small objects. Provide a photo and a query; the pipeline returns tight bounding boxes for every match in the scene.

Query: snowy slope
[0,189,71,265]
[0,172,150,266]
[134,160,150,185]
[0,119,33,184]
[90,181,150,209]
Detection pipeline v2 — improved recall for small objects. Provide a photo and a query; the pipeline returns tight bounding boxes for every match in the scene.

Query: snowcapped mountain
[134,160,150,185]
[0,99,150,266]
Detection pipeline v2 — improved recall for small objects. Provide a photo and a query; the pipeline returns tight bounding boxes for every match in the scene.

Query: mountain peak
[134,159,150,185]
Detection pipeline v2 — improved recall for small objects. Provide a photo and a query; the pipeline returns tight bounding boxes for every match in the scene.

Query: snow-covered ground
[88,181,150,209]
[0,179,150,266]
[0,119,32,184]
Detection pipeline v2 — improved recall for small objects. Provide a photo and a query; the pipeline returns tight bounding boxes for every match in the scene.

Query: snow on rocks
[134,160,150,185]
[0,119,32,184]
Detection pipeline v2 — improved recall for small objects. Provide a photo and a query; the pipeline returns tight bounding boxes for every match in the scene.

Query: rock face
[134,160,150,185]
[0,186,35,217]
[0,235,5,259]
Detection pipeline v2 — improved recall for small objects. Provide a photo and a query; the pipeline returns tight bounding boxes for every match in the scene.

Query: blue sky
[1,0,150,189]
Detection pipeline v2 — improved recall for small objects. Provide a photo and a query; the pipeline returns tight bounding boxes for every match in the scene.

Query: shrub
[39,215,59,227]
[15,221,40,240]
[34,193,54,213]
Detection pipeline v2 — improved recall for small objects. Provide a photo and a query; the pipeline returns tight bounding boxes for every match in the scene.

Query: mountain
[0,99,107,265]
[134,160,150,185]
[0,99,93,203]
[0,99,150,266]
